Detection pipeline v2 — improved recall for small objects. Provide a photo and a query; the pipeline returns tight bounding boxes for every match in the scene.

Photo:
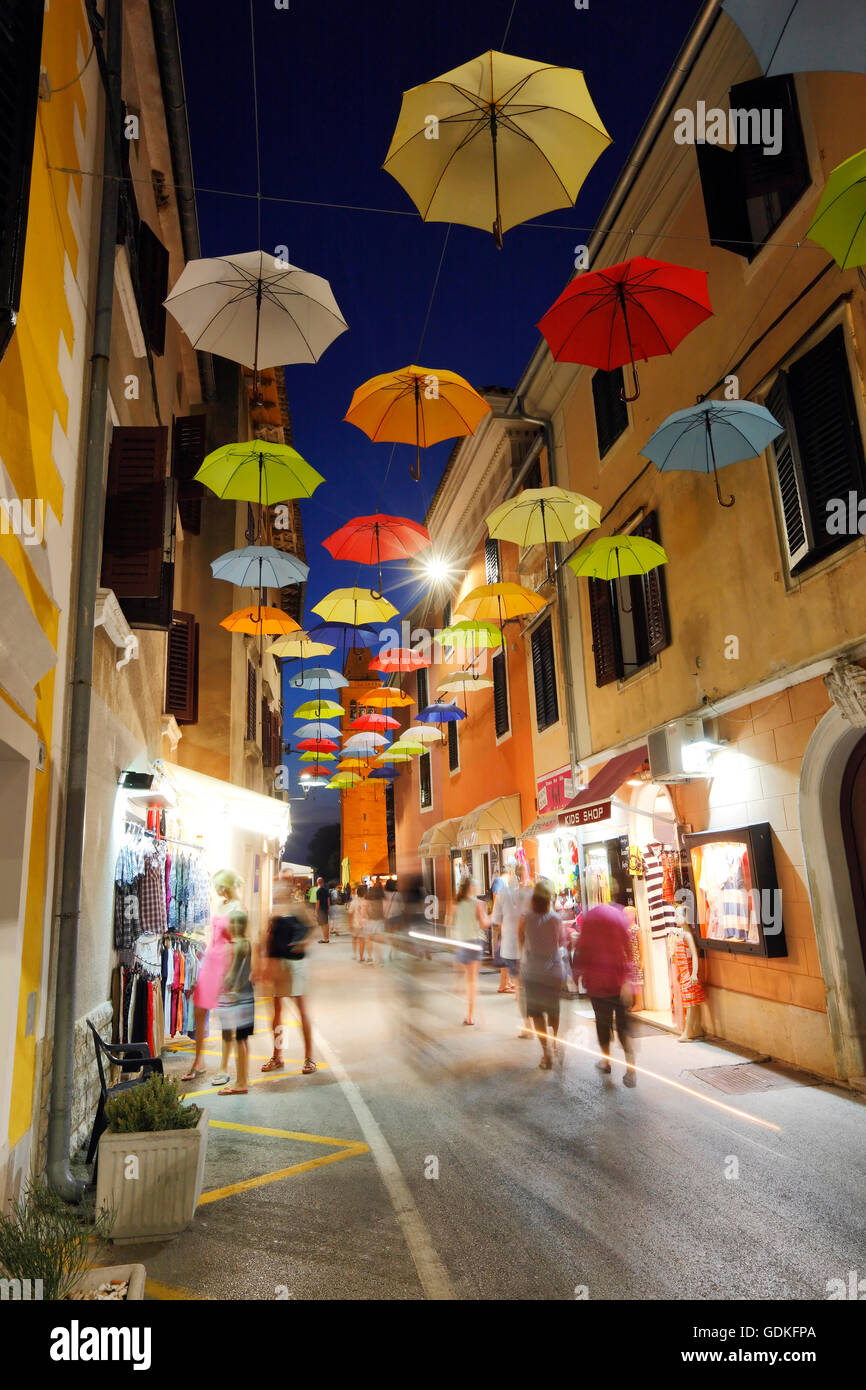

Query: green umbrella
[807,146,866,270]
[567,534,668,614]
[195,441,324,505]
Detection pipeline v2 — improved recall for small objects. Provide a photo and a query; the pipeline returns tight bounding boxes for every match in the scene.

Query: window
[171,415,207,535]
[419,750,432,809]
[447,717,459,772]
[592,368,628,457]
[136,220,169,355]
[261,702,282,767]
[531,617,559,731]
[417,666,429,711]
[101,426,176,629]
[0,2,44,364]
[441,600,453,660]
[768,327,866,574]
[587,511,670,687]
[165,611,199,723]
[485,538,501,584]
[246,661,257,742]
[385,783,396,874]
[696,75,809,259]
[492,649,509,737]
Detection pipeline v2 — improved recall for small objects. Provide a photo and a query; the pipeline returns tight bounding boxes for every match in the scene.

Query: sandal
[539,1055,553,1070]
[302,1059,317,1074]
[463,1019,475,1026]
[218,1086,248,1095]
[210,1072,230,1086]
[261,1057,283,1073]
[180,1067,205,1082]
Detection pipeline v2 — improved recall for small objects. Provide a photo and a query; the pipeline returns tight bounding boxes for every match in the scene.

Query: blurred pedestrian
[215,904,254,1095]
[518,879,564,1070]
[365,875,385,964]
[449,876,489,1026]
[574,902,636,1086]
[181,868,237,1082]
[315,875,330,943]
[349,883,368,961]
[256,880,316,1075]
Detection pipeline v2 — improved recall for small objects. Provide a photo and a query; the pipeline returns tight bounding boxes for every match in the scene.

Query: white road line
[313,1026,455,1301]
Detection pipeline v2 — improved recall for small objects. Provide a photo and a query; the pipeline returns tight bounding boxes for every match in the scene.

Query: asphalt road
[114,930,866,1302]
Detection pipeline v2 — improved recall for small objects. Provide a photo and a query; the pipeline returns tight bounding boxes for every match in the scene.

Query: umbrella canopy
[401,724,445,743]
[456,582,547,627]
[538,256,712,401]
[211,544,309,588]
[368,767,398,780]
[220,605,300,635]
[640,399,783,508]
[287,666,349,690]
[312,587,398,626]
[295,721,341,741]
[293,699,345,719]
[721,0,866,76]
[350,713,401,732]
[338,758,372,770]
[294,738,339,753]
[267,632,335,659]
[807,146,866,269]
[323,513,432,590]
[299,776,330,788]
[386,741,425,755]
[369,647,431,675]
[345,365,491,481]
[383,49,611,247]
[567,534,669,581]
[439,675,494,695]
[329,773,364,788]
[164,250,348,369]
[298,765,332,778]
[196,442,324,506]
[486,487,601,546]
[438,619,503,655]
[343,732,387,751]
[357,687,415,708]
[298,750,336,762]
[376,747,416,763]
[416,701,467,724]
[306,621,380,649]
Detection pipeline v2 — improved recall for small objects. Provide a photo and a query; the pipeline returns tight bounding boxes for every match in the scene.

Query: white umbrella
[343,731,387,750]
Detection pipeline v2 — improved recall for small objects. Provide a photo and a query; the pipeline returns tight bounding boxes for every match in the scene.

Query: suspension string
[249,0,263,248]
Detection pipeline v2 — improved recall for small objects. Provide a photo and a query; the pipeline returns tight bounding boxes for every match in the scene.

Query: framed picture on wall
[682,822,788,958]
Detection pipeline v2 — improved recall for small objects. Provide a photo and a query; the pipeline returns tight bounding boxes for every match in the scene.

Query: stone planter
[96,1109,209,1243]
[70,1263,147,1300]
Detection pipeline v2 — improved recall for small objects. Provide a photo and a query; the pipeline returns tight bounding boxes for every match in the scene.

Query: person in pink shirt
[181,869,240,1083]
[574,902,637,1087]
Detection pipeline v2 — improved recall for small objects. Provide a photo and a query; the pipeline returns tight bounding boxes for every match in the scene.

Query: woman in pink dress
[181,869,240,1082]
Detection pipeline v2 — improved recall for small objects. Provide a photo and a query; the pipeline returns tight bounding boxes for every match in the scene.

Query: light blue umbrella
[722,0,866,76]
[210,544,309,588]
[294,721,341,741]
[287,666,349,690]
[641,399,783,508]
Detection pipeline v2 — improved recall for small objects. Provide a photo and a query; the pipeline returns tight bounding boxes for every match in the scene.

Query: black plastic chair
[85,1020,164,1163]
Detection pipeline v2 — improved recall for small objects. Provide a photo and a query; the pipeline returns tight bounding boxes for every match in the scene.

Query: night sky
[175,0,703,860]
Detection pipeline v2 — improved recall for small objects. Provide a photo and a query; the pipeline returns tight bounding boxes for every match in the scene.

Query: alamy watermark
[673,100,783,157]
[0,496,44,545]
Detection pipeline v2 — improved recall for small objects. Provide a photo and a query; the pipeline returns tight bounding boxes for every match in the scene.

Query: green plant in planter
[0,1179,114,1301]
[104,1074,202,1133]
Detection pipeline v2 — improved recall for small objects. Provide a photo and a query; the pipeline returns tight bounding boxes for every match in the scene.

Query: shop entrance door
[840,733,866,977]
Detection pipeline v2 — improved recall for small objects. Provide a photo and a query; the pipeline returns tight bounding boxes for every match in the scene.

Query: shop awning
[457,795,522,849]
[522,812,560,839]
[558,747,647,824]
[160,762,291,842]
[418,818,462,858]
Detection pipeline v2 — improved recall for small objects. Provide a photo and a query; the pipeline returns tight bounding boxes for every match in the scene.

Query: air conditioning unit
[647,717,720,782]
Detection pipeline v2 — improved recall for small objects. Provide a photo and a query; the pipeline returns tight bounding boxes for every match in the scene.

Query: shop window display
[683,823,788,958]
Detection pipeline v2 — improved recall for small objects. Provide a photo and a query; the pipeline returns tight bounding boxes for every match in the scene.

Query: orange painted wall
[340,648,390,882]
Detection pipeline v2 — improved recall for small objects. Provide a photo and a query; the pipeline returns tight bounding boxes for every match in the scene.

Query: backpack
[269,914,307,960]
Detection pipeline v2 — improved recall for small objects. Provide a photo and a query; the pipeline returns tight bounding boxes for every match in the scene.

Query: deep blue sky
[176,0,703,860]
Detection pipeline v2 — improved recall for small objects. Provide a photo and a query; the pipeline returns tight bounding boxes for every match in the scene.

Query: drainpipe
[47,0,122,1198]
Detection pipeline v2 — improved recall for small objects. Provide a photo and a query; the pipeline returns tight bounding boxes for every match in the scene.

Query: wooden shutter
[635,511,670,657]
[417,666,429,711]
[101,426,169,598]
[447,717,459,771]
[485,538,501,584]
[730,75,809,199]
[788,327,866,559]
[587,576,621,687]
[592,367,628,457]
[531,617,559,730]
[246,661,257,742]
[165,611,198,724]
[696,142,753,259]
[0,1,43,363]
[767,374,812,570]
[419,750,432,808]
[492,649,509,737]
[172,414,207,535]
[137,219,169,355]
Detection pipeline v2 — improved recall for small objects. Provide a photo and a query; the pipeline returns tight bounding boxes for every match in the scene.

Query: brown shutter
[729,75,809,198]
[137,220,169,355]
[165,611,198,723]
[246,661,257,742]
[695,142,753,259]
[101,426,168,598]
[0,0,44,363]
[636,511,670,657]
[588,576,620,686]
[767,374,811,570]
[172,414,207,535]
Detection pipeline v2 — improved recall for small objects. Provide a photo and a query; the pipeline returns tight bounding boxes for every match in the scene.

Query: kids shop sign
[559,800,611,829]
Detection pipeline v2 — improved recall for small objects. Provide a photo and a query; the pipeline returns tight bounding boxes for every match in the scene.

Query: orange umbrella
[358,686,415,708]
[345,364,491,481]
[220,605,300,635]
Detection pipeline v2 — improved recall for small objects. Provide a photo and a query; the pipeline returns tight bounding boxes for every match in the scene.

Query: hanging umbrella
[343,731,388,750]
[298,764,332,779]
[298,750,337,762]
[323,514,432,591]
[345,365,491,481]
[220,605,300,635]
[438,620,503,667]
[350,712,401,732]
[416,701,467,727]
[196,441,323,508]
[439,674,494,695]
[456,581,546,630]
[369,647,431,676]
[267,633,334,658]
[383,49,611,248]
[376,747,417,763]
[357,687,415,708]
[538,256,712,401]
[293,699,345,719]
[211,544,309,588]
[486,485,601,579]
[385,741,424,755]
[299,776,330,788]
[721,0,866,76]
[368,767,399,780]
[640,399,783,508]
[402,724,445,743]
[338,757,372,769]
[312,587,398,626]
[567,534,669,615]
[288,666,349,690]
[295,721,341,741]
[329,773,364,788]
[306,621,379,648]
[807,146,866,270]
[294,738,339,753]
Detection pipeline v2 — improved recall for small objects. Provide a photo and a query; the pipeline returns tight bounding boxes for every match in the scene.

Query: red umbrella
[369,647,431,676]
[537,256,712,401]
[350,712,401,732]
[322,514,431,592]
[295,738,339,753]
[299,764,332,779]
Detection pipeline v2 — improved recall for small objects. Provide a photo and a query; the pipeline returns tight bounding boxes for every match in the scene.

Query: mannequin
[670,904,706,1041]
[182,868,246,1084]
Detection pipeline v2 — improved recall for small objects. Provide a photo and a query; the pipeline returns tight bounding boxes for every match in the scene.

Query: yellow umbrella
[486,486,601,578]
[358,687,415,708]
[293,699,345,719]
[383,49,611,248]
[345,365,490,481]
[456,582,546,629]
[298,750,336,762]
[439,675,494,695]
[266,632,335,659]
[312,587,398,626]
[329,773,363,788]
[220,605,300,635]
[439,619,502,654]
[376,747,417,763]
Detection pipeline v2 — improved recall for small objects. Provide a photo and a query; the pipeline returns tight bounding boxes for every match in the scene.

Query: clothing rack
[122,819,205,853]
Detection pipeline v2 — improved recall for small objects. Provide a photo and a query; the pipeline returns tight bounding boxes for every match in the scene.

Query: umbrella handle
[616,284,640,402]
[411,384,422,481]
[620,360,640,403]
[616,546,633,615]
[707,416,735,507]
[490,95,503,250]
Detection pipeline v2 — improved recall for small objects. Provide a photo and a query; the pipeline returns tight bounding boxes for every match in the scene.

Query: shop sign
[559,799,611,828]
[537,766,576,814]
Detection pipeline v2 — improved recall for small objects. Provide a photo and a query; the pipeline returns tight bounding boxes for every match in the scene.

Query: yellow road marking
[198,1143,368,1205]
[210,1120,365,1146]
[181,1064,326,1100]
[145,1277,199,1301]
